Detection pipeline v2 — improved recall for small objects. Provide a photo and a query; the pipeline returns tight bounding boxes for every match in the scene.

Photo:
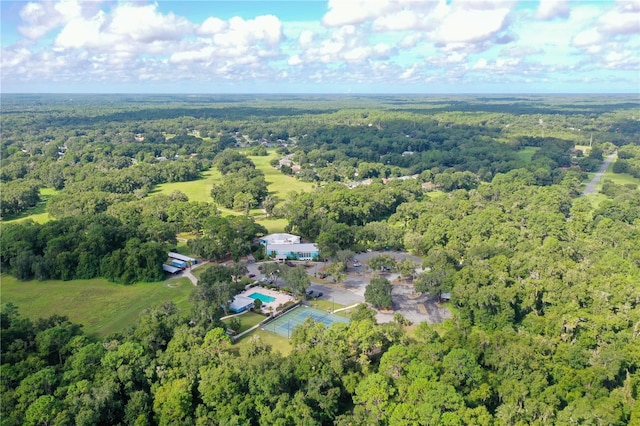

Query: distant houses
[259,233,319,261]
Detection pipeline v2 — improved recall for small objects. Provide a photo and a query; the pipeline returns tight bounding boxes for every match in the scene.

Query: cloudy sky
[1,0,639,93]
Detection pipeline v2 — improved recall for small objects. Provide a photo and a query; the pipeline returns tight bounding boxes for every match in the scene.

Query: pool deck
[241,286,294,314]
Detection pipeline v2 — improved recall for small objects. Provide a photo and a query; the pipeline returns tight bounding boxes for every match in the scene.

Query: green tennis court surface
[264,306,351,338]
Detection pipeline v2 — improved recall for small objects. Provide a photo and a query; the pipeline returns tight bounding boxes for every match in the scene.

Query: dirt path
[582,153,616,196]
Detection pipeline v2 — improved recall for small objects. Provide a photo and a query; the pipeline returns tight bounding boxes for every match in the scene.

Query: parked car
[316,292,323,298]
[260,277,273,284]
[248,273,256,278]
[306,290,314,297]
[353,262,361,267]
[318,273,326,279]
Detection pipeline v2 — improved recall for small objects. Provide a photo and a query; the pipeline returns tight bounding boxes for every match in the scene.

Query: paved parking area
[376,285,452,324]
[250,251,451,325]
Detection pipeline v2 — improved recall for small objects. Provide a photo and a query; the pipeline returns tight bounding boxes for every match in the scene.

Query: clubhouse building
[259,233,319,261]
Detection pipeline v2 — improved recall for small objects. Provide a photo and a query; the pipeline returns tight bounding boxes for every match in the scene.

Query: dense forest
[1,94,639,424]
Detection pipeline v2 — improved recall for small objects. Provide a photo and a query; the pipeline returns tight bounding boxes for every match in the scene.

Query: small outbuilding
[168,252,198,264]
[162,264,181,274]
[229,295,255,313]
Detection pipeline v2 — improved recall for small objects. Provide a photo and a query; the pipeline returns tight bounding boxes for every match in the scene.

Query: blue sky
[1,0,638,93]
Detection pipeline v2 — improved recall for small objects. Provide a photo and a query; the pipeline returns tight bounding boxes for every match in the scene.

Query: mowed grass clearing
[0,275,194,338]
[151,150,313,233]
[222,311,266,334]
[584,156,640,206]
[516,146,540,163]
[153,150,314,205]
[247,152,316,197]
[2,187,57,225]
[152,167,224,202]
[234,328,292,356]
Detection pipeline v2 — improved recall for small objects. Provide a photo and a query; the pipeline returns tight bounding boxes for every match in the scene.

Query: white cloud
[572,29,604,52]
[372,9,420,32]
[18,0,104,40]
[321,0,396,27]
[473,58,488,70]
[2,0,638,92]
[54,3,195,52]
[199,17,228,35]
[19,1,65,39]
[535,0,570,20]
[299,30,315,48]
[109,4,194,43]
[288,54,303,66]
[434,3,514,44]
[399,33,422,49]
[598,3,640,35]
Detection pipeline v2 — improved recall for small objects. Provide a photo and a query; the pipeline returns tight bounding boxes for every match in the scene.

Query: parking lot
[248,251,451,325]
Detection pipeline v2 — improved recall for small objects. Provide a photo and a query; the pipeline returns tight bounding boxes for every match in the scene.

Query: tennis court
[263,305,351,338]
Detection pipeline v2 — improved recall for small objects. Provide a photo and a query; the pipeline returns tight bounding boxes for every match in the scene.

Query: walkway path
[331,303,361,314]
[173,260,209,286]
[582,153,616,196]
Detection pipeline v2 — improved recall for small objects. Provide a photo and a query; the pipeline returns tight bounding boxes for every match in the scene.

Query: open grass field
[234,328,292,355]
[222,311,265,333]
[3,187,56,225]
[255,217,288,233]
[516,146,540,163]
[153,150,314,206]
[0,275,194,338]
[152,167,224,202]
[584,156,640,207]
[306,299,350,318]
[151,149,311,234]
[247,152,316,197]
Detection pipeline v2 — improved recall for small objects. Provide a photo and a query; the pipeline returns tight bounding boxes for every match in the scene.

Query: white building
[258,233,319,261]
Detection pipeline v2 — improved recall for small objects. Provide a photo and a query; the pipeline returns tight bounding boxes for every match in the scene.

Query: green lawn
[234,328,292,356]
[222,311,266,333]
[516,146,540,163]
[152,150,314,206]
[2,187,56,225]
[0,275,194,338]
[306,299,350,318]
[150,150,311,234]
[256,217,288,233]
[152,168,223,202]
[584,156,640,206]
[247,152,316,199]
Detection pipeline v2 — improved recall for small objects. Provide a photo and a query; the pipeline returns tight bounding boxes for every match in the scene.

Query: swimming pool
[248,292,276,303]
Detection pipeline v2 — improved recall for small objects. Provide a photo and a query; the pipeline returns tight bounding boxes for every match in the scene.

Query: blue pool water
[248,292,276,303]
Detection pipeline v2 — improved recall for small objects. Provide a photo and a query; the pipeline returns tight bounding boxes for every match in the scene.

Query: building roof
[229,295,256,312]
[261,233,301,245]
[265,243,319,253]
[168,252,197,262]
[162,264,181,273]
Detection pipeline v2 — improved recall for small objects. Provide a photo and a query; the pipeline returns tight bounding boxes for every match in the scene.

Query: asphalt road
[582,152,617,196]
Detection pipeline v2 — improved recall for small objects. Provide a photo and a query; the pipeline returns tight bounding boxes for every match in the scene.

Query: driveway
[582,152,616,196]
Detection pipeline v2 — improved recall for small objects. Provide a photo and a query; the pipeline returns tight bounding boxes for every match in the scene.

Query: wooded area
[1,94,639,424]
